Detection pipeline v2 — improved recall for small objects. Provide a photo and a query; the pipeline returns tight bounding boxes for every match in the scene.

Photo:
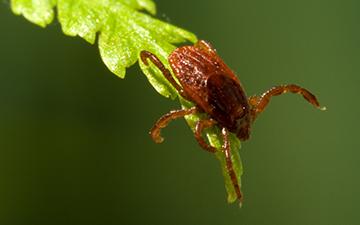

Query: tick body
[140,40,324,203]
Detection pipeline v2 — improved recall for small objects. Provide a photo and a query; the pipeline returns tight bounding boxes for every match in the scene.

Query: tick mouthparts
[319,105,327,111]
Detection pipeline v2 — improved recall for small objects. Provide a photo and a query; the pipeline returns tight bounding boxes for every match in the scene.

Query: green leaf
[10,0,242,203]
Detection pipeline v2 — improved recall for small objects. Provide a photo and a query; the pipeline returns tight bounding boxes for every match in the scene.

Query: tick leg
[250,84,326,120]
[140,51,188,99]
[194,119,217,153]
[222,127,243,203]
[150,107,197,143]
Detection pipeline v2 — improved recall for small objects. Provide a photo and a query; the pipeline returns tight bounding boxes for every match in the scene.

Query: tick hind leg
[140,51,188,99]
[194,119,217,153]
[250,84,326,121]
[150,107,197,143]
[222,127,243,203]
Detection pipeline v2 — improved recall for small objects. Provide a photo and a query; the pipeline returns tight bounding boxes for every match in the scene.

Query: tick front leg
[140,51,188,100]
[150,107,197,143]
[194,119,217,153]
[221,127,243,203]
[250,84,326,120]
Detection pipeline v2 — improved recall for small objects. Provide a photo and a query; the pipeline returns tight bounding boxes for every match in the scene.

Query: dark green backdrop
[1,0,359,224]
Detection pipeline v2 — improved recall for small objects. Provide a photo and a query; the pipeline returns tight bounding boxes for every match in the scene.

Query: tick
[140,40,325,203]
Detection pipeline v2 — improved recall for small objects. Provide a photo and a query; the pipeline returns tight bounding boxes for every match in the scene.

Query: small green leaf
[9,0,242,203]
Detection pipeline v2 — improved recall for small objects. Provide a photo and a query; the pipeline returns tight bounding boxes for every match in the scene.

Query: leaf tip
[10,0,55,28]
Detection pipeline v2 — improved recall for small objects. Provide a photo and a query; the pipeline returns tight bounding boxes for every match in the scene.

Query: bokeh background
[0,0,359,224]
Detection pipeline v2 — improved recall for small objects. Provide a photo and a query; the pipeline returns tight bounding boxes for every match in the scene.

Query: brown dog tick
[140,40,325,203]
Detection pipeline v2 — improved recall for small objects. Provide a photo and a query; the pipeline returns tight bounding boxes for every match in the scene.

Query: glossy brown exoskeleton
[140,40,325,203]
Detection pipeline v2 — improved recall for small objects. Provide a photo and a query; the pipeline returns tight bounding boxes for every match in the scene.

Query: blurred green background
[0,0,359,224]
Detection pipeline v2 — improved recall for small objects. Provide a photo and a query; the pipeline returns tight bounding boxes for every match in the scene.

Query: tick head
[235,112,251,141]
